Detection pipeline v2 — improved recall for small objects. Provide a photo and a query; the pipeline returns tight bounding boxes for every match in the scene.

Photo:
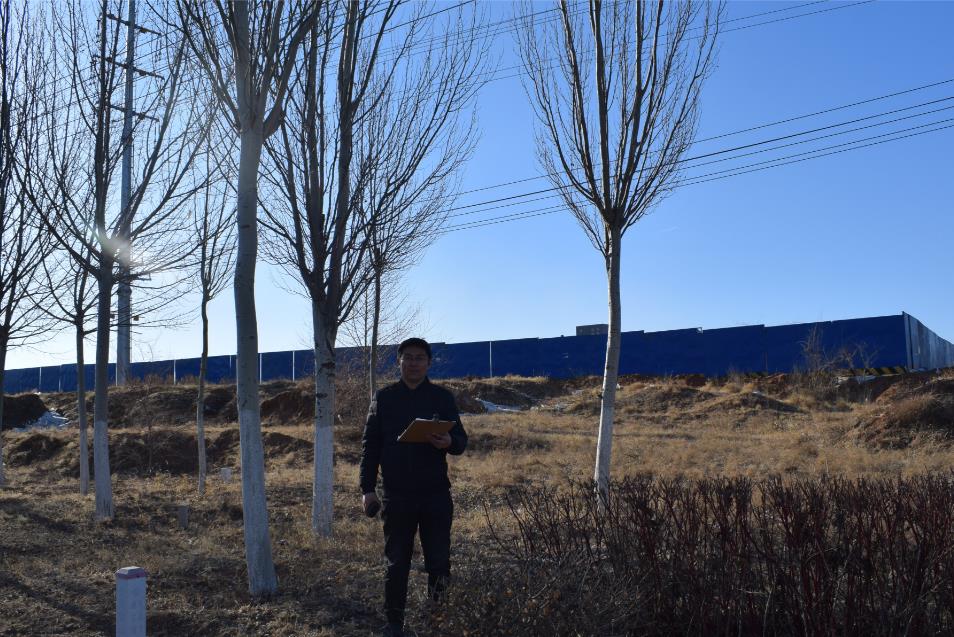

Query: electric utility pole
[106,0,160,384]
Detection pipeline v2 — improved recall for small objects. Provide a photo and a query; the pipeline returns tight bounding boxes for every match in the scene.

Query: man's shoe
[380,622,405,637]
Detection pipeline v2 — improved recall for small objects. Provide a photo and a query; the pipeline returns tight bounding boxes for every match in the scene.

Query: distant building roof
[576,324,608,336]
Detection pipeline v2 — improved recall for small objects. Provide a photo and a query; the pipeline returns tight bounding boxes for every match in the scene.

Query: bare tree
[350,48,475,397]
[339,272,427,397]
[40,246,97,495]
[0,0,56,487]
[176,0,320,596]
[260,0,485,536]
[24,0,211,518]
[193,138,236,496]
[518,0,722,498]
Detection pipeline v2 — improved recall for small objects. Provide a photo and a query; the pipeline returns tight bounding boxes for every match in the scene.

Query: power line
[11,0,470,127]
[444,109,954,220]
[683,121,954,188]
[17,0,939,241]
[445,96,954,217]
[479,1,874,89]
[16,0,858,145]
[436,121,954,234]
[451,81,954,203]
[694,78,954,144]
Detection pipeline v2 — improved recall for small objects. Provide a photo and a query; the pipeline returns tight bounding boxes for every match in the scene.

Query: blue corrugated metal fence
[4,313,952,394]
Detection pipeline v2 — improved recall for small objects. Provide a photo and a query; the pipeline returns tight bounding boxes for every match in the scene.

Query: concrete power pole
[116,0,136,386]
[106,0,159,385]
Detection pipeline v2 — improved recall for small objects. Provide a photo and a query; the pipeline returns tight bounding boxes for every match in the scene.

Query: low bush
[441,475,954,636]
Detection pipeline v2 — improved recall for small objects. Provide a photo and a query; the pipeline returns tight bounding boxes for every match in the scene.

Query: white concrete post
[220,467,232,482]
[115,566,147,637]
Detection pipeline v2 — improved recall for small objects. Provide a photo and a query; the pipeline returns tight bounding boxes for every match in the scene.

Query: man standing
[360,337,468,637]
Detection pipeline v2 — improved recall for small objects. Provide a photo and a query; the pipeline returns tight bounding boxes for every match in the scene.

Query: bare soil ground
[2,370,954,635]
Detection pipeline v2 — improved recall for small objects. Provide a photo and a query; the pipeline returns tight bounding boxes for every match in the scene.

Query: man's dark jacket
[360,378,467,495]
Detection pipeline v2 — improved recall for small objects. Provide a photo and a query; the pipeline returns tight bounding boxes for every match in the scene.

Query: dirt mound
[125,389,196,427]
[446,389,486,414]
[704,392,799,414]
[678,374,707,388]
[262,432,312,462]
[875,376,954,405]
[10,430,201,475]
[3,394,49,429]
[441,377,576,414]
[43,384,241,428]
[561,383,715,417]
[563,388,603,416]
[261,390,314,425]
[8,426,313,475]
[859,377,954,447]
[858,394,954,448]
[753,374,791,396]
[41,386,154,428]
[205,428,241,461]
[625,384,716,413]
[202,386,237,420]
[203,428,312,465]
[111,430,199,473]
[6,433,66,465]
[468,427,550,454]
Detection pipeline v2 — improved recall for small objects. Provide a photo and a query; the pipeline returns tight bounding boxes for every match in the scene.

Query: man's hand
[362,492,381,517]
[427,432,451,450]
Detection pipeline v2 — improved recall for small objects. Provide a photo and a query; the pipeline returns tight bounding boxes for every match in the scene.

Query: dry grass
[2,372,954,635]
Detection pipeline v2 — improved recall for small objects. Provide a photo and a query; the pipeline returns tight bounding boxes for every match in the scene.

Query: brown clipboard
[397,418,455,443]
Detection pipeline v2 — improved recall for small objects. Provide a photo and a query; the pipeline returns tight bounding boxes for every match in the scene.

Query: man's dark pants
[382,490,453,626]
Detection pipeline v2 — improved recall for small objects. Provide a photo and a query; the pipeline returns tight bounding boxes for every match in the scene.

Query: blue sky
[11,0,954,370]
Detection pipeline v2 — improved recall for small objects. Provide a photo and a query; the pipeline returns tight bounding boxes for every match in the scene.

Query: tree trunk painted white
[234,128,277,595]
[93,272,114,519]
[196,294,209,496]
[76,323,90,495]
[311,304,335,537]
[593,228,622,501]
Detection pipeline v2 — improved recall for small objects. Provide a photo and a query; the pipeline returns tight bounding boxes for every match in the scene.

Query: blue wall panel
[293,349,314,379]
[832,315,906,368]
[59,365,77,393]
[701,326,765,376]
[904,314,954,370]
[6,367,40,393]
[336,346,368,376]
[617,331,644,376]
[633,329,705,375]
[764,323,820,373]
[538,334,606,378]
[203,355,234,383]
[335,344,400,378]
[430,341,489,378]
[40,366,62,392]
[131,359,175,382]
[59,364,95,393]
[491,338,540,377]
[261,351,293,381]
[175,357,201,382]
[375,344,399,377]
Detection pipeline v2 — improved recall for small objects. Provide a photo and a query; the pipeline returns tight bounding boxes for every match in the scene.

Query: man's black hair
[398,337,432,360]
